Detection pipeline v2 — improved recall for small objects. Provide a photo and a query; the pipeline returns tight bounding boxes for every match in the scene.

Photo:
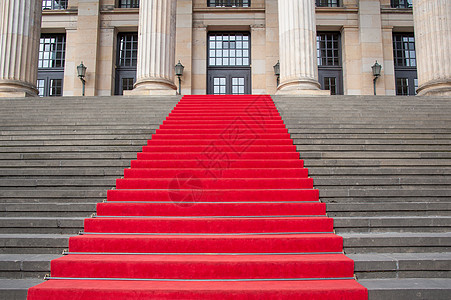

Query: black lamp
[175,61,184,95]
[273,61,280,86]
[371,61,382,95]
[77,62,87,96]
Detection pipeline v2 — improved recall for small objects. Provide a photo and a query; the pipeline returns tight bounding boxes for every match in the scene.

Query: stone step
[0,146,143,153]
[0,179,115,187]
[0,218,83,234]
[0,203,96,217]
[358,278,451,300]
[309,166,451,176]
[327,202,451,217]
[0,234,71,254]
[350,253,451,279]
[0,152,138,160]
[304,158,451,167]
[334,216,451,233]
[0,254,60,279]
[314,176,451,186]
[0,279,43,300]
[341,232,451,254]
[0,139,149,146]
[0,168,123,177]
[300,152,451,159]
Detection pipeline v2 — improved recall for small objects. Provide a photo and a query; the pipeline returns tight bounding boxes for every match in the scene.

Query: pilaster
[0,0,42,97]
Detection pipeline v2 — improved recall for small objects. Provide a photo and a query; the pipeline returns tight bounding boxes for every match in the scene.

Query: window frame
[207,1,251,8]
[115,32,139,95]
[117,0,140,9]
[315,0,340,7]
[42,0,68,10]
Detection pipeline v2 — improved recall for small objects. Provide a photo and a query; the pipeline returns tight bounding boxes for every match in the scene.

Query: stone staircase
[0,95,450,299]
[0,96,180,299]
[274,95,451,300]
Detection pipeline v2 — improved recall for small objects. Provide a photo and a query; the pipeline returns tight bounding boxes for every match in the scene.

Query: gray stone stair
[0,96,179,298]
[0,95,450,299]
[274,95,451,300]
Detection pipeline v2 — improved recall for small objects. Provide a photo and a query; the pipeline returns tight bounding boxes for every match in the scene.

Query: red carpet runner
[28,95,368,299]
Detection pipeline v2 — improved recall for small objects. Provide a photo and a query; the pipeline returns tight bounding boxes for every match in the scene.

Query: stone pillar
[413,0,451,96]
[276,0,326,95]
[0,0,42,97]
[129,0,177,95]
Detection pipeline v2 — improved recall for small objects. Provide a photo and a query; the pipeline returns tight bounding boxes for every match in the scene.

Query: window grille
[317,33,341,66]
[208,1,250,7]
[393,33,416,67]
[208,33,250,67]
[118,0,140,8]
[391,0,413,9]
[42,0,68,10]
[38,34,66,69]
[117,33,138,67]
[316,0,340,7]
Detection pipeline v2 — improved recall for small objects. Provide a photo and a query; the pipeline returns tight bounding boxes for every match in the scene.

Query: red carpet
[28,95,368,299]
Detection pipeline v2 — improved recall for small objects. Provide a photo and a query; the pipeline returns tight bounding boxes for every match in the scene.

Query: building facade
[0,0,450,97]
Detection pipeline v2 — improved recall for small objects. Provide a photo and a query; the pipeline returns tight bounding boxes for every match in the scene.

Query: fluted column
[277,0,325,95]
[130,0,177,95]
[413,0,451,96]
[0,0,42,97]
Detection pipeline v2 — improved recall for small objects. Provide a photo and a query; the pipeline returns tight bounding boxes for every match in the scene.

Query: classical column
[413,0,451,96]
[0,0,42,97]
[129,0,177,95]
[276,0,326,95]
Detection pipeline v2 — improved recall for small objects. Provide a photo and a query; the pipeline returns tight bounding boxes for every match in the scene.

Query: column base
[416,79,451,96]
[276,79,330,96]
[0,80,38,97]
[125,78,177,96]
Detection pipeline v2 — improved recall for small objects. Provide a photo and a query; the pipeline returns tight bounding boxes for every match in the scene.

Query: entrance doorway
[207,32,251,95]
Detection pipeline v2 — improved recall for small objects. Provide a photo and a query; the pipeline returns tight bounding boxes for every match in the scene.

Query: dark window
[42,0,68,10]
[207,32,251,95]
[317,32,343,95]
[38,35,66,69]
[115,33,138,95]
[391,0,413,8]
[117,33,138,67]
[393,33,416,67]
[37,34,66,97]
[118,0,140,8]
[316,0,340,7]
[393,33,418,95]
[317,33,340,67]
[208,33,250,67]
[208,1,250,7]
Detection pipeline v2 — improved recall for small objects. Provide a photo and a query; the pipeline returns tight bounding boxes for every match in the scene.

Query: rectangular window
[393,33,416,68]
[42,0,68,10]
[115,33,138,95]
[396,78,409,95]
[118,33,138,67]
[317,33,341,67]
[118,0,140,8]
[37,34,66,97]
[324,77,337,95]
[232,77,245,95]
[316,0,340,7]
[208,1,250,7]
[38,34,66,69]
[393,33,417,96]
[213,78,227,95]
[391,0,413,9]
[208,33,250,67]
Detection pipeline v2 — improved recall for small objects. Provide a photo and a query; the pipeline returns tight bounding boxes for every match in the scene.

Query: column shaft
[413,0,451,96]
[132,0,177,95]
[277,0,324,95]
[0,0,42,97]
